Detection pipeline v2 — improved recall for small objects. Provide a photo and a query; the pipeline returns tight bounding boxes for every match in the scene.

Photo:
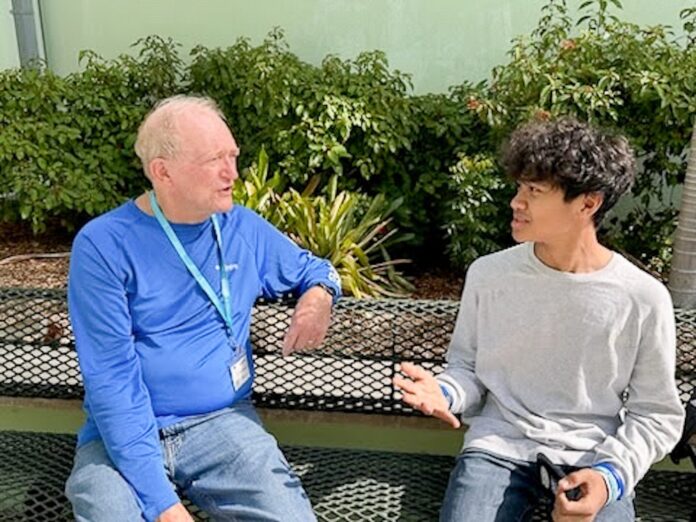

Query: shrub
[277,180,414,298]
[398,87,497,258]
[0,36,183,232]
[235,151,414,297]
[443,154,512,269]
[232,147,286,223]
[189,29,417,189]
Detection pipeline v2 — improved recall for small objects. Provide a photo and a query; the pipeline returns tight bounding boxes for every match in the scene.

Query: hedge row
[3,0,696,273]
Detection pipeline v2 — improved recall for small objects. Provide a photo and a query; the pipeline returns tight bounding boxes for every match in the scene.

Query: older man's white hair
[134,95,226,178]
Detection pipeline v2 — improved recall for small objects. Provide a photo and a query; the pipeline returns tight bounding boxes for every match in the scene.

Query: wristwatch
[314,282,337,298]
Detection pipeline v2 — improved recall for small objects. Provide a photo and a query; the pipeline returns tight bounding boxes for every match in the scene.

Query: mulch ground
[0,223,463,299]
[0,223,72,289]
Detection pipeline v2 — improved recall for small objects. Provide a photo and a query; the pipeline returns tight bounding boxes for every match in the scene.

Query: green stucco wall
[0,0,20,69]
[7,0,696,93]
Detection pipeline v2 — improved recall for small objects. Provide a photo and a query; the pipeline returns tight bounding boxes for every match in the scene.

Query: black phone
[536,453,582,501]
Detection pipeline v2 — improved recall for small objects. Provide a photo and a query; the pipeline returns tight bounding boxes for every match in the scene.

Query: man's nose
[222,157,239,181]
[510,190,525,210]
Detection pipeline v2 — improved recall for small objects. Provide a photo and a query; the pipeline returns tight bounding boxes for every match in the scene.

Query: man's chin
[511,229,529,243]
[216,199,234,213]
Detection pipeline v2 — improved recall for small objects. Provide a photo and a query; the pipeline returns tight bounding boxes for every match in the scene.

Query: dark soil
[0,223,463,299]
[407,267,463,300]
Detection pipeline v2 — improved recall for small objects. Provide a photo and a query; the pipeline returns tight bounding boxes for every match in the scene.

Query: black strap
[670,391,696,467]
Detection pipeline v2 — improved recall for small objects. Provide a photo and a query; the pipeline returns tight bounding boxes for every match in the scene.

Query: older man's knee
[66,462,144,521]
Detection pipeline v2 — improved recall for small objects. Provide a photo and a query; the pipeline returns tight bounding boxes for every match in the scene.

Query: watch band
[315,282,337,297]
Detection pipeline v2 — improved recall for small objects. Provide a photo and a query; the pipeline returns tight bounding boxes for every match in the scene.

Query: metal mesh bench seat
[0,288,695,520]
[2,431,694,522]
[3,431,453,522]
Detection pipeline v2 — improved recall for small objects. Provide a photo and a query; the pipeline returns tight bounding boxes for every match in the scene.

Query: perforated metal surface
[675,309,696,405]
[0,288,457,413]
[1,288,694,411]
[251,299,454,414]
[0,431,693,521]
[0,289,79,399]
[0,431,454,522]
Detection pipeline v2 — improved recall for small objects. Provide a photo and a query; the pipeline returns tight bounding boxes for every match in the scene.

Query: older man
[65,95,341,522]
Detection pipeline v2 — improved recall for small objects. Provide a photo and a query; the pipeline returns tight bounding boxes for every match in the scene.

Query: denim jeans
[65,399,316,521]
[440,450,635,522]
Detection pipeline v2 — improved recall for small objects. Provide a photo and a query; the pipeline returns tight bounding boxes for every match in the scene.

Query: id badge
[229,343,250,391]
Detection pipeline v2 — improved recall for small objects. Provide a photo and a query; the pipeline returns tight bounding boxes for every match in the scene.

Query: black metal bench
[1,288,694,521]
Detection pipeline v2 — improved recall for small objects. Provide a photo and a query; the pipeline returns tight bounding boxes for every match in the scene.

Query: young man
[394,117,684,521]
[65,95,341,522]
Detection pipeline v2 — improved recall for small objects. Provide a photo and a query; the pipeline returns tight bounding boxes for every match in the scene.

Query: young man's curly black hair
[501,117,636,225]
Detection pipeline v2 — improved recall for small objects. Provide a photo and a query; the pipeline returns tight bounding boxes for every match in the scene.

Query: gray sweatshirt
[437,242,685,496]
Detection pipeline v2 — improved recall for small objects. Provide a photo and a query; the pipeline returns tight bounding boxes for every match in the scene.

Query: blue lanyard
[148,191,233,330]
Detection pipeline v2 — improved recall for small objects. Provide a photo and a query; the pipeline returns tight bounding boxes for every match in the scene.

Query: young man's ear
[582,192,604,219]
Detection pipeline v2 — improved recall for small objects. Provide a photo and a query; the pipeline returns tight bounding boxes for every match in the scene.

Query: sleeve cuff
[436,374,464,414]
[438,382,455,409]
[144,492,180,522]
[592,462,625,504]
[131,462,180,521]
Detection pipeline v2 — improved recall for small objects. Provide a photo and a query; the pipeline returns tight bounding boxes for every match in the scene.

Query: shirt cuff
[439,383,454,409]
[592,462,625,504]
[144,492,180,522]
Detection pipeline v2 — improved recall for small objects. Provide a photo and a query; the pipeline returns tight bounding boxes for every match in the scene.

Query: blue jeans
[440,450,635,522]
[65,400,316,521]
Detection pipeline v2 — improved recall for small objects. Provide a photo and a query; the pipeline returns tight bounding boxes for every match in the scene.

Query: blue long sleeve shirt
[67,200,341,521]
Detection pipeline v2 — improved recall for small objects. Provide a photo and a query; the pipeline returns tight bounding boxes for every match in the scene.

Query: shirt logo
[216,263,239,272]
[328,266,341,286]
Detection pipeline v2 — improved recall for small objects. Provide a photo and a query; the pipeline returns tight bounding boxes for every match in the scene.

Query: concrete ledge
[0,396,463,455]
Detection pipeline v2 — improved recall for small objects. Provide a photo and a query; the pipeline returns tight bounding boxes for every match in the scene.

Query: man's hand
[282,285,333,356]
[156,502,194,522]
[393,362,461,428]
[552,468,608,522]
